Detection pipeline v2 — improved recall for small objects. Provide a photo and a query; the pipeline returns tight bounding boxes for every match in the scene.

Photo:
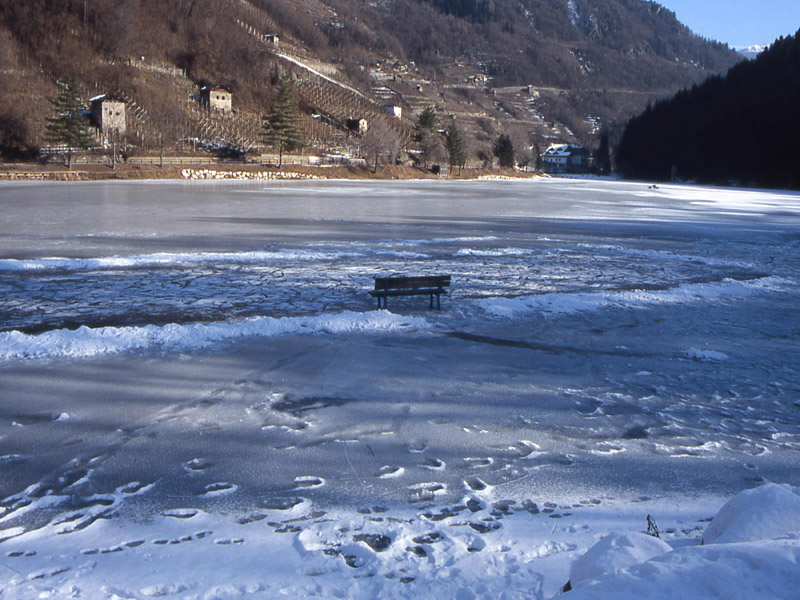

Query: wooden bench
[369,275,451,310]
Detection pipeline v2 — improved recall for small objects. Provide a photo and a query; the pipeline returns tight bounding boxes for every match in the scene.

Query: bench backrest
[374,275,451,291]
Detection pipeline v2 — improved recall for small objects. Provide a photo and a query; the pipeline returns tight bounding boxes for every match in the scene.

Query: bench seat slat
[374,276,450,291]
[369,288,448,298]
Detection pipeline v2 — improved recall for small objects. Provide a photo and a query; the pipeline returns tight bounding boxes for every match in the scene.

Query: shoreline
[0,162,541,182]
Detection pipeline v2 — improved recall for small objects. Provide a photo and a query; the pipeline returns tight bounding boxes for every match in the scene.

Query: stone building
[200,86,233,114]
[89,94,127,139]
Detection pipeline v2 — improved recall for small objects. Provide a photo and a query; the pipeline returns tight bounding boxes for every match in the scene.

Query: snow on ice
[0,178,798,598]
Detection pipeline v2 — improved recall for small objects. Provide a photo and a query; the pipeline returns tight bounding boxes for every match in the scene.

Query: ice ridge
[0,311,428,360]
[479,276,791,318]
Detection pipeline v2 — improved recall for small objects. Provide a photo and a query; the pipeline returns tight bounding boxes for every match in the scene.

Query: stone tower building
[200,86,233,114]
[89,94,127,139]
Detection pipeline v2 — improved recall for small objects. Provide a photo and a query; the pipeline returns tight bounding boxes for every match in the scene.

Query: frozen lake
[1,178,799,598]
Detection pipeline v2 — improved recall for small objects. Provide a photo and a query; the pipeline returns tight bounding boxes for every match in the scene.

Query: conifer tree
[445,123,466,174]
[45,77,93,169]
[493,133,514,168]
[416,106,437,133]
[594,130,611,174]
[262,75,305,168]
[415,106,441,169]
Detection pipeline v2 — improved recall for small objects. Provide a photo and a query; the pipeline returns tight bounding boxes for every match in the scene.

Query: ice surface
[0,178,799,598]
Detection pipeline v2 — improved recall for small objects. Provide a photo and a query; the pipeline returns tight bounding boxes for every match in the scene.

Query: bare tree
[419,128,445,170]
[360,119,400,173]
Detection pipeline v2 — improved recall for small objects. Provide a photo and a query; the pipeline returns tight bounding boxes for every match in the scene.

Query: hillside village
[0,0,741,175]
[6,31,602,173]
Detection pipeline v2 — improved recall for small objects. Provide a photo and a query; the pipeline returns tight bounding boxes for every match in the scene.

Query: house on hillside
[542,144,589,174]
[383,104,402,119]
[346,118,369,136]
[200,85,233,114]
[89,94,127,139]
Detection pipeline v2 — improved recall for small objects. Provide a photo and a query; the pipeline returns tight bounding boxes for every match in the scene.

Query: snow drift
[563,484,800,599]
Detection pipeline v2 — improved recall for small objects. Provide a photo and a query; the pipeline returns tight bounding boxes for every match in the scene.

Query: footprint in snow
[375,466,405,479]
[118,481,154,495]
[353,533,392,552]
[293,476,325,489]
[408,482,446,503]
[491,500,516,515]
[184,458,214,472]
[162,508,199,519]
[467,521,501,534]
[422,505,467,521]
[151,532,211,545]
[420,457,446,470]
[590,444,625,455]
[214,538,244,545]
[28,566,71,580]
[262,497,305,510]
[464,476,489,492]
[412,532,444,545]
[577,498,602,506]
[520,499,541,514]
[461,535,486,552]
[202,482,238,496]
[140,584,188,597]
[512,440,541,458]
[408,442,427,454]
[575,398,604,416]
[237,513,268,525]
[463,457,493,468]
[12,412,65,426]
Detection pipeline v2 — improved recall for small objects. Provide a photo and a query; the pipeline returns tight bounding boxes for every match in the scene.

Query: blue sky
[657,0,800,47]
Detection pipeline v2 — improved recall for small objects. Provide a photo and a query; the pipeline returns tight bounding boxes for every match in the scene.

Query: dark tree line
[617,28,800,189]
[422,0,494,23]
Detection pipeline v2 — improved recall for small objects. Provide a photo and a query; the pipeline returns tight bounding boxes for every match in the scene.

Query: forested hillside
[616,29,800,188]
[0,0,740,160]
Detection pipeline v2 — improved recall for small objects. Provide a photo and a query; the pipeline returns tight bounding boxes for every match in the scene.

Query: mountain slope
[0,0,740,160]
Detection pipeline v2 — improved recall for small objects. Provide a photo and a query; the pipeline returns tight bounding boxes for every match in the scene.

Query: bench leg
[429,294,433,309]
